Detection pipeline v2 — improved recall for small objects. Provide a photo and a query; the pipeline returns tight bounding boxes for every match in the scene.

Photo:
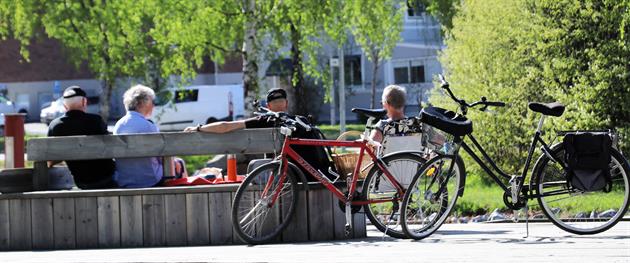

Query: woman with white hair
[113,84,163,188]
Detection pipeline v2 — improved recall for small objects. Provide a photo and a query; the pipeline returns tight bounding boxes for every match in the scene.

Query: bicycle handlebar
[253,110,313,132]
[437,74,506,113]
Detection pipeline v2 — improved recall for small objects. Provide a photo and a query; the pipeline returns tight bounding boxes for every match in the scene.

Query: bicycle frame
[456,115,565,198]
[268,136,407,206]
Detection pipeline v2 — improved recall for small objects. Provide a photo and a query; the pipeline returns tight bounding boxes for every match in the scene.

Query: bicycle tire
[400,154,465,240]
[534,144,630,235]
[362,152,427,239]
[231,162,298,244]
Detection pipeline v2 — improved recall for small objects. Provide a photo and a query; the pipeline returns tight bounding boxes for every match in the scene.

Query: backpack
[563,132,612,192]
[289,116,338,182]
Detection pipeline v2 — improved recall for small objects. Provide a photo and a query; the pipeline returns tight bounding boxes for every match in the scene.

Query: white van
[151,85,244,131]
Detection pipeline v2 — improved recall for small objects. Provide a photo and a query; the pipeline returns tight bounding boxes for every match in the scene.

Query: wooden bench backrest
[27,128,282,161]
[23,128,282,190]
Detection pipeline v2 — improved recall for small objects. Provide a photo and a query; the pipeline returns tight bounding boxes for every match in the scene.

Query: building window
[394,67,409,84]
[394,62,426,84]
[407,0,426,17]
[344,55,362,86]
[174,89,198,103]
[410,65,425,83]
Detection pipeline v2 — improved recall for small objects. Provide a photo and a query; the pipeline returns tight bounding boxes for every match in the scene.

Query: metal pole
[329,54,336,125]
[338,47,346,134]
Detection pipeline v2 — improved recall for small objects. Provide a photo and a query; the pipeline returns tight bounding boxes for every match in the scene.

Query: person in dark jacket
[47,86,117,189]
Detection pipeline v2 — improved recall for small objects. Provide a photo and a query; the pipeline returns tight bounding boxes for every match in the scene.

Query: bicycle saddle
[352,108,387,119]
[528,102,565,117]
[419,106,473,136]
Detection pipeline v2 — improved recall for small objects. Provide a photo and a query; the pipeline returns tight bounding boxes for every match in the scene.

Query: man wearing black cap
[184,88,289,133]
[47,86,117,189]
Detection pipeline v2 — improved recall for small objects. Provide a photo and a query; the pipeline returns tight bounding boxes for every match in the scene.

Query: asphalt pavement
[0,222,627,263]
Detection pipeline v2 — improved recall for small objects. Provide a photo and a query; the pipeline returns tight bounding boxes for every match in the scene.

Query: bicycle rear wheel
[401,154,464,240]
[362,152,426,239]
[231,162,298,244]
[534,144,630,235]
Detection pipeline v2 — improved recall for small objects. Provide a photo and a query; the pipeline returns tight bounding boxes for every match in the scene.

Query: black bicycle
[400,75,630,239]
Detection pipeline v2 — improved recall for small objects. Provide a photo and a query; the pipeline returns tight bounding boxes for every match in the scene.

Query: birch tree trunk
[242,0,260,115]
[370,52,380,109]
[100,78,113,122]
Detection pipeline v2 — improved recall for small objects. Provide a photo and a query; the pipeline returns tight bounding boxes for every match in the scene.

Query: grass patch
[454,173,505,215]
[317,124,365,139]
[180,155,214,174]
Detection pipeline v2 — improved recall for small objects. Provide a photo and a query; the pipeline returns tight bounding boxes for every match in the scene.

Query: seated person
[185,88,335,181]
[113,84,164,188]
[371,85,446,152]
[370,85,409,143]
[47,86,117,189]
[184,88,289,133]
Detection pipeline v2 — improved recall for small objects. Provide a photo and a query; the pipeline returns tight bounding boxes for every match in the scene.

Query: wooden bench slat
[281,190,309,242]
[97,196,121,248]
[186,193,210,246]
[0,200,9,250]
[209,192,232,245]
[142,195,166,247]
[308,188,334,241]
[75,197,98,249]
[53,198,76,249]
[120,195,143,247]
[9,199,31,250]
[165,194,187,246]
[31,198,53,249]
[332,191,347,240]
[26,129,282,161]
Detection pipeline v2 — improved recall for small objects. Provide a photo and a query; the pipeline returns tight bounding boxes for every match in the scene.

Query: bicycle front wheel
[362,152,426,239]
[534,144,630,235]
[401,154,464,240]
[231,162,298,244]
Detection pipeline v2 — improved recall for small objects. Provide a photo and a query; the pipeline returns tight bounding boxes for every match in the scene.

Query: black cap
[62,86,87,99]
[266,88,287,103]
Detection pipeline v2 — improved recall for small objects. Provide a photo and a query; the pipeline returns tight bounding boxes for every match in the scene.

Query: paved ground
[9,124,630,262]
[0,222,628,263]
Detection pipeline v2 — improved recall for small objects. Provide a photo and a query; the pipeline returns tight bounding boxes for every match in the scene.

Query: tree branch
[206,41,242,55]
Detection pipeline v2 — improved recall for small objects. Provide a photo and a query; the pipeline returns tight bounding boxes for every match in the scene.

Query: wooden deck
[0,183,366,251]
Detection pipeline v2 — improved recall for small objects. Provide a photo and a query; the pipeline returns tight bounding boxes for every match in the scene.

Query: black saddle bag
[563,132,612,192]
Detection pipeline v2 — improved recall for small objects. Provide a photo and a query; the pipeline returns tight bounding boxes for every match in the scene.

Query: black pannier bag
[563,132,613,192]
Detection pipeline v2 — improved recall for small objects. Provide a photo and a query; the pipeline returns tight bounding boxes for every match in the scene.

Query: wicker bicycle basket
[331,130,372,179]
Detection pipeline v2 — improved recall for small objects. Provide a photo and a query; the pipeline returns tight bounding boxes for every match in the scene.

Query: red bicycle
[231,112,426,244]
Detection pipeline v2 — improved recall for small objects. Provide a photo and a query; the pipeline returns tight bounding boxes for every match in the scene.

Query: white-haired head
[123,85,155,111]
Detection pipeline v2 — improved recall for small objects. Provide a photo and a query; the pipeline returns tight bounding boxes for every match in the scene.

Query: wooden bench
[0,129,366,251]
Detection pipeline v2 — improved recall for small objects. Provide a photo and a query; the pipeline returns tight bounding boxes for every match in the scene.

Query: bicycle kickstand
[345,203,353,236]
[523,203,530,238]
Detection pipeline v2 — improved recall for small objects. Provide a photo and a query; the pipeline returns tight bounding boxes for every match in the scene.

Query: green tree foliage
[416,0,460,32]
[347,0,404,108]
[438,0,630,183]
[0,1,168,120]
